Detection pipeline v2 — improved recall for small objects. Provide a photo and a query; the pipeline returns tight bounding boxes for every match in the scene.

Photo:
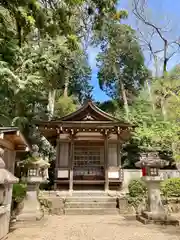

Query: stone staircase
[64,191,119,215]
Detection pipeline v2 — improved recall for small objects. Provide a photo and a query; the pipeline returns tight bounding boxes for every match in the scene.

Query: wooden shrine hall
[36,100,133,191]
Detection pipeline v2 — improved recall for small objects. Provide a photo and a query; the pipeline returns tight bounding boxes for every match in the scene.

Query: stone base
[16,189,43,222]
[136,211,179,226]
[16,210,44,221]
[10,216,48,230]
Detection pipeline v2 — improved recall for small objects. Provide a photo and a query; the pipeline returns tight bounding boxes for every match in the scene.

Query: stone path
[7,215,180,240]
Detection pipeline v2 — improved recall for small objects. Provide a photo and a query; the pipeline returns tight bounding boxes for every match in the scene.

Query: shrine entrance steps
[64,191,119,215]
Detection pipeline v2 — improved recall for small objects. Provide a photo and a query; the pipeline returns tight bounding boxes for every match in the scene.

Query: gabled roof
[53,100,123,122]
[35,101,133,146]
[0,127,30,151]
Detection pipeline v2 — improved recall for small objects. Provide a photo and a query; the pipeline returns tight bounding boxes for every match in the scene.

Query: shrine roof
[36,100,132,127]
[0,127,30,151]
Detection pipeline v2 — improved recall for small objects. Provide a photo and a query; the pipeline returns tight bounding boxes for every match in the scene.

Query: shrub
[161,178,180,198]
[128,179,147,198]
[12,183,27,203]
[127,179,147,210]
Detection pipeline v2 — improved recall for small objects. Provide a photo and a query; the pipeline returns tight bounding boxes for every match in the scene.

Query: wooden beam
[0,139,14,150]
[0,133,4,139]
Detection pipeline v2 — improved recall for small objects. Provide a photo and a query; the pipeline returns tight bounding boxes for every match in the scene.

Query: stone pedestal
[17,183,43,222]
[143,176,165,214]
[137,176,179,225]
[0,148,18,239]
[16,155,49,223]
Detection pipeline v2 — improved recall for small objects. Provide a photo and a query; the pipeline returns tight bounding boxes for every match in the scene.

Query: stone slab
[137,212,180,226]
[64,208,119,215]
[65,197,117,203]
[65,202,116,208]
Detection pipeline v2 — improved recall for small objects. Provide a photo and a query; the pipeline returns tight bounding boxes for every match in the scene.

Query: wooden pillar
[117,131,122,191]
[69,133,74,192]
[104,132,109,191]
[54,138,60,190]
[117,134,121,167]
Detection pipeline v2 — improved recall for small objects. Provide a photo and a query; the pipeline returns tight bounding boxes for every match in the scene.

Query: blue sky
[89,0,180,102]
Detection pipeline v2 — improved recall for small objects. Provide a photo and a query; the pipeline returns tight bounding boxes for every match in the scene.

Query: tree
[0,0,135,158]
[124,70,180,167]
[97,22,148,118]
[0,0,45,47]
[132,0,180,77]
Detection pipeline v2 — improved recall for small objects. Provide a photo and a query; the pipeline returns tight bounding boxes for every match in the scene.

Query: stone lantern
[17,152,49,222]
[138,152,165,177]
[0,147,18,239]
[135,151,179,225]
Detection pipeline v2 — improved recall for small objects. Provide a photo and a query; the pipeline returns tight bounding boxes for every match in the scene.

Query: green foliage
[121,141,141,168]
[12,183,27,203]
[128,179,147,198]
[96,100,118,115]
[54,96,77,117]
[127,179,147,209]
[97,23,148,101]
[0,0,98,155]
[161,178,180,198]
[129,74,180,161]
[128,178,180,199]
[38,197,52,213]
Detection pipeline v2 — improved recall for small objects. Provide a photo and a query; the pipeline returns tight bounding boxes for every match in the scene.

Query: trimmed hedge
[161,178,180,198]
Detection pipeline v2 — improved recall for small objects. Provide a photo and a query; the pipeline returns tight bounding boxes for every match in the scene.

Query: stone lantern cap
[0,169,18,184]
[0,148,18,184]
[135,159,168,168]
[30,158,50,169]
[19,156,50,169]
[0,156,5,169]
[135,152,169,168]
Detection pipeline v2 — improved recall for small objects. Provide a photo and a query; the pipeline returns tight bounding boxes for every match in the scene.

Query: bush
[12,183,27,203]
[128,179,147,198]
[127,179,147,210]
[161,178,180,198]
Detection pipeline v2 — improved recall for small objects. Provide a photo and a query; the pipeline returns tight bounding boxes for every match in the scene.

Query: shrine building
[36,100,133,191]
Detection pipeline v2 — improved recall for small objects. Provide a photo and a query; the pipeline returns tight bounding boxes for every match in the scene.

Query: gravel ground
[7,215,180,240]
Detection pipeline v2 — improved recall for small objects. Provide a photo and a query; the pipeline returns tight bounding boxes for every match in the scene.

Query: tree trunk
[63,76,69,97]
[146,79,155,112]
[16,21,22,48]
[113,65,129,119]
[119,78,129,119]
[154,55,159,78]
[163,40,168,76]
[47,89,56,119]
[160,97,167,121]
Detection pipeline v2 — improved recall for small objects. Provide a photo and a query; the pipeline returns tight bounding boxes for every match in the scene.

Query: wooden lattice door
[73,143,104,180]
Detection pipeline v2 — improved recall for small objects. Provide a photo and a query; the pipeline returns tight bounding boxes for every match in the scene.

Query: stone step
[65,202,117,208]
[71,191,108,197]
[64,208,119,215]
[65,197,117,203]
